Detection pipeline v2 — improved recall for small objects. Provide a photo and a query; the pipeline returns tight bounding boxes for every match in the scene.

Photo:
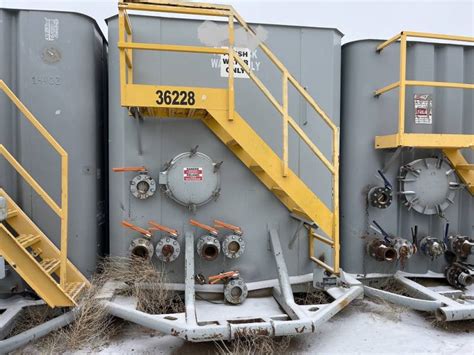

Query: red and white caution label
[414,94,432,124]
[183,167,203,181]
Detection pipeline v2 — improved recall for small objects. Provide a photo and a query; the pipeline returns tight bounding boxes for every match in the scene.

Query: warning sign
[414,94,432,124]
[220,47,250,79]
[183,167,203,181]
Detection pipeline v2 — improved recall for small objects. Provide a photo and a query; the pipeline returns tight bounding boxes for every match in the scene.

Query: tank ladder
[374,31,474,194]
[0,81,89,307]
[118,0,340,274]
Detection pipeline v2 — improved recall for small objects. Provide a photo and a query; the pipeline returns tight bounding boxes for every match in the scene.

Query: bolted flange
[196,235,221,261]
[224,277,248,304]
[130,174,156,200]
[368,186,393,209]
[129,237,154,261]
[156,237,181,262]
[222,235,245,259]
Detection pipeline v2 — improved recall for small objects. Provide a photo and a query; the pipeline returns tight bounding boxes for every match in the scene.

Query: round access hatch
[399,158,459,215]
[160,151,221,209]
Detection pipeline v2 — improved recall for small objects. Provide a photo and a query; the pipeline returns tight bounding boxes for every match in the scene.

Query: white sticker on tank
[218,47,260,79]
[414,94,432,124]
[183,167,203,181]
[44,18,59,41]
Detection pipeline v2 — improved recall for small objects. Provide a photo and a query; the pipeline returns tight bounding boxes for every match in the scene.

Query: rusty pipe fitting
[367,239,397,262]
[196,235,221,261]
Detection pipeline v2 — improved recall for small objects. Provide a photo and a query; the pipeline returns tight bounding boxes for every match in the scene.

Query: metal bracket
[130,107,144,156]
[313,266,338,290]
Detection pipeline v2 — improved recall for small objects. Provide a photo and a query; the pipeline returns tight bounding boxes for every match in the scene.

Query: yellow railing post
[118,9,127,103]
[282,71,289,177]
[398,33,408,137]
[332,128,340,273]
[228,14,235,121]
[60,154,68,287]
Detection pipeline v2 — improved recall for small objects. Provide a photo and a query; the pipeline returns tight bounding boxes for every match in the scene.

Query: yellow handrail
[0,80,69,287]
[374,31,474,138]
[118,0,340,273]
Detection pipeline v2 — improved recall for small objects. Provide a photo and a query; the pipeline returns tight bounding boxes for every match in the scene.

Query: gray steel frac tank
[0,9,107,291]
[340,39,473,275]
[107,15,342,283]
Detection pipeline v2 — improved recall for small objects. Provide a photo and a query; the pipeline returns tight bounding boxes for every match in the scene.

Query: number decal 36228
[156,90,196,106]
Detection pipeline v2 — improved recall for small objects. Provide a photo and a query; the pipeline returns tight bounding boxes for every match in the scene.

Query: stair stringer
[204,109,334,239]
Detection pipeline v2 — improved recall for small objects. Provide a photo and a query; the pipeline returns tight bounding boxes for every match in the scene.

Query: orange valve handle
[214,219,243,235]
[148,221,179,238]
[189,219,219,236]
[112,166,147,173]
[208,271,240,284]
[121,220,152,238]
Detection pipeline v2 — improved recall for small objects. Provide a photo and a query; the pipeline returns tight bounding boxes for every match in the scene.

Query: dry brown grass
[215,334,292,355]
[13,256,183,353]
[294,285,334,306]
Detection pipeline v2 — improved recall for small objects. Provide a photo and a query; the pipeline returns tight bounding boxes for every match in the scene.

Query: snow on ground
[83,299,474,354]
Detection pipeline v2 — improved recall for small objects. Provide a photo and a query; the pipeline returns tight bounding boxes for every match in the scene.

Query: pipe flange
[366,239,397,262]
[392,238,416,260]
[368,186,393,209]
[196,235,221,261]
[129,237,154,261]
[156,237,181,262]
[222,235,245,259]
[419,236,445,259]
[447,235,474,259]
[224,277,248,304]
[130,174,156,200]
[445,263,473,289]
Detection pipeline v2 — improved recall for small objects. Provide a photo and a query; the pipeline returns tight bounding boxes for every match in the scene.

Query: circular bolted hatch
[399,157,459,215]
[160,151,221,209]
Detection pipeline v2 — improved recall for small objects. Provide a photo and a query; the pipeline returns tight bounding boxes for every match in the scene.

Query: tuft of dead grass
[215,334,292,355]
[294,285,334,306]
[13,256,183,353]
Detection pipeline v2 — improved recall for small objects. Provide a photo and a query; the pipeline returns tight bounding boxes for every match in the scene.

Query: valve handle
[372,220,392,243]
[213,220,242,235]
[121,220,152,238]
[112,166,147,173]
[444,223,450,243]
[189,219,219,236]
[411,225,418,245]
[148,220,179,238]
[377,170,393,190]
[208,270,240,284]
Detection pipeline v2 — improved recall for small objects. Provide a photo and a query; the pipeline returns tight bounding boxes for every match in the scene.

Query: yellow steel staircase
[374,32,474,194]
[0,80,89,307]
[118,1,340,273]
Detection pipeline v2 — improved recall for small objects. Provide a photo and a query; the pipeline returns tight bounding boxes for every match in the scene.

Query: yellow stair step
[271,186,286,194]
[17,234,41,248]
[225,138,239,147]
[40,258,60,274]
[249,163,264,172]
[64,282,87,300]
[7,209,18,219]
[457,164,474,171]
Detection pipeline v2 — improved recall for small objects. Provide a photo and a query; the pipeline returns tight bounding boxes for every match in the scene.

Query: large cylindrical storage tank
[107,15,342,283]
[340,39,473,274]
[0,9,107,293]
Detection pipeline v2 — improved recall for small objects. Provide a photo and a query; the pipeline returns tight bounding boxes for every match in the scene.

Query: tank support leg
[269,228,308,320]
[184,231,197,327]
